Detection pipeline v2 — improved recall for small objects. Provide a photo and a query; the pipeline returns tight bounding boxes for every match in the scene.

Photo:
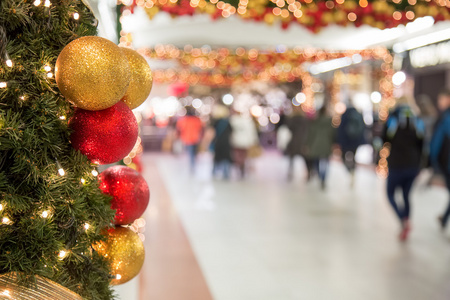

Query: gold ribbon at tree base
[0,272,82,300]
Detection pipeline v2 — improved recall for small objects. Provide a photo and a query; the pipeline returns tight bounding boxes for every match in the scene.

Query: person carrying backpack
[382,97,425,241]
[430,89,450,229]
[337,104,366,185]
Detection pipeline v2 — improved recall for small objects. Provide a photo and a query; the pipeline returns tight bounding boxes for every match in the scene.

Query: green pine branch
[0,0,117,299]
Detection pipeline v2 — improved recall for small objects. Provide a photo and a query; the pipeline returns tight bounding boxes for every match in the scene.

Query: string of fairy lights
[119,0,450,31]
[0,3,98,259]
[135,44,395,117]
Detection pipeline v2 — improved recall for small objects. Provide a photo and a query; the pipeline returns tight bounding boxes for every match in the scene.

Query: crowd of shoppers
[173,91,450,242]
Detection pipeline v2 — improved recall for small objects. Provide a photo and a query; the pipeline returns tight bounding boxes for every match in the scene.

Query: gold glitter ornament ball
[120,47,153,109]
[55,36,131,111]
[94,226,145,285]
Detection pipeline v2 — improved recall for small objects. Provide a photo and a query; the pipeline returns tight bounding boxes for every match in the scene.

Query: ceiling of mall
[88,0,450,50]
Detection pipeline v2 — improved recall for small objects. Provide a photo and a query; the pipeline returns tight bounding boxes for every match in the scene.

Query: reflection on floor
[141,151,450,300]
[139,158,213,300]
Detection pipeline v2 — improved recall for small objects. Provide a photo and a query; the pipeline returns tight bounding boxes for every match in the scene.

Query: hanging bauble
[120,48,153,109]
[93,227,145,285]
[98,166,150,225]
[70,102,138,165]
[55,36,131,111]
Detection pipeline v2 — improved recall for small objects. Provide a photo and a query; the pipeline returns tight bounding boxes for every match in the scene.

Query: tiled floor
[141,151,450,300]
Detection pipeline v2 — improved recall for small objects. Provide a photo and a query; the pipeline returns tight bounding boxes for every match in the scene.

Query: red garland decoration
[127,0,450,31]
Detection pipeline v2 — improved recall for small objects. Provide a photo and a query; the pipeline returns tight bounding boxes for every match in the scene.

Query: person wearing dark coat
[286,106,312,180]
[211,117,233,179]
[305,106,336,189]
[382,99,425,241]
[337,106,366,185]
[430,89,450,229]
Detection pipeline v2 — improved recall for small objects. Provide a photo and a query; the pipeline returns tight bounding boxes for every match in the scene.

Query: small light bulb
[84,223,90,230]
[2,290,10,296]
[0,204,3,211]
[59,115,66,120]
[2,217,11,224]
[116,274,122,280]
[73,12,80,20]
[19,95,26,101]
[91,170,98,176]
[58,250,67,259]
[80,178,86,184]
[47,72,53,78]
[5,60,13,67]
[44,65,51,72]
[58,168,65,176]
[34,0,41,5]
[44,0,50,6]
[41,210,49,218]
[0,82,7,89]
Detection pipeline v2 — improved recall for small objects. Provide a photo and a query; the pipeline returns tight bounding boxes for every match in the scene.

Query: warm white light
[270,113,281,124]
[84,223,90,230]
[295,92,306,104]
[58,168,65,176]
[405,16,435,34]
[58,250,67,259]
[352,54,362,64]
[394,27,450,53]
[59,115,66,120]
[392,71,406,86]
[2,290,10,296]
[73,12,80,20]
[0,204,3,212]
[44,65,51,72]
[91,170,99,176]
[371,91,382,103]
[2,217,11,225]
[116,274,122,280]
[0,82,7,89]
[310,57,353,75]
[33,0,41,6]
[222,94,234,105]
[5,60,13,67]
[192,98,202,109]
[335,102,347,114]
[258,116,269,127]
[135,218,146,228]
[44,0,51,7]
[20,95,26,101]
[80,178,86,184]
[251,105,263,117]
[47,72,53,78]
[41,210,50,218]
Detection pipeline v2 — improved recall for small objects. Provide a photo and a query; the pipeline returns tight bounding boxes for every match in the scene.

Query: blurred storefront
[397,39,450,104]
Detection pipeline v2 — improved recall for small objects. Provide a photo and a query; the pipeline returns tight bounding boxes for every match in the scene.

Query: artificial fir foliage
[0,0,117,299]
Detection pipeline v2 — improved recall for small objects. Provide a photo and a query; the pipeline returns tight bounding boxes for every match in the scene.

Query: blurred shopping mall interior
[87,0,450,299]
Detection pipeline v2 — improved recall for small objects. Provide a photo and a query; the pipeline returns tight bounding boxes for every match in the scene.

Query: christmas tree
[0,0,120,298]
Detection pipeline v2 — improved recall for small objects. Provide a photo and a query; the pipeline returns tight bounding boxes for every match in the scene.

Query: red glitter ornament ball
[70,102,138,165]
[98,166,150,225]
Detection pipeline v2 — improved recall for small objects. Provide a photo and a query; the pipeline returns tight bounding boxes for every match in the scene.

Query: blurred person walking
[286,105,312,181]
[211,105,233,179]
[382,97,425,241]
[416,94,438,168]
[430,89,450,229]
[230,110,259,178]
[337,104,366,186]
[305,106,335,190]
[176,107,204,173]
